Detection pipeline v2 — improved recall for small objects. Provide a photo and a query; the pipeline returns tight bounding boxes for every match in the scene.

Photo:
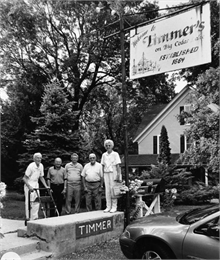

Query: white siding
[138,92,191,154]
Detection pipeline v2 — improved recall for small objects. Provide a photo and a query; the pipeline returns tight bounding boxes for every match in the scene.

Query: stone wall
[24,211,124,258]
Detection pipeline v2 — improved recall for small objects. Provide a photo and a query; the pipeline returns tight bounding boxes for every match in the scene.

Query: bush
[176,183,219,205]
[13,176,24,193]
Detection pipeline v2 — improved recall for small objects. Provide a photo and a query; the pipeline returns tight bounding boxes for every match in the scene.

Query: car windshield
[177,205,219,225]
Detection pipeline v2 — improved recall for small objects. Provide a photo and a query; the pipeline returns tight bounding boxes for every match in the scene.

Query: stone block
[26,211,124,257]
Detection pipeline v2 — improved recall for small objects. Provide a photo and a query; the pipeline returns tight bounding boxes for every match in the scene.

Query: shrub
[13,176,24,193]
[176,182,219,205]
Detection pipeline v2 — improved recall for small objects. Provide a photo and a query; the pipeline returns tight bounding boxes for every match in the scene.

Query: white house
[123,86,206,183]
[133,86,192,155]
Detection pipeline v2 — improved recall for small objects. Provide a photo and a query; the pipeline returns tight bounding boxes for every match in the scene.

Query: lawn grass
[1,191,25,220]
[0,190,88,220]
[1,190,214,221]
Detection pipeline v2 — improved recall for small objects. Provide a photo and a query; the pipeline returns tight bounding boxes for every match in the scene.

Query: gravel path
[58,236,126,260]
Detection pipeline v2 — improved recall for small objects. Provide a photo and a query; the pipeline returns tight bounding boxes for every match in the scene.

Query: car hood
[130,211,179,227]
[127,211,189,243]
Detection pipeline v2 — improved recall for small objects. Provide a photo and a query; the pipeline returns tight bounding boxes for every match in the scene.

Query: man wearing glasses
[81,153,104,211]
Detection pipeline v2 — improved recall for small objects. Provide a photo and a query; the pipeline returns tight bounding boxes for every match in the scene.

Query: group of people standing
[23,139,122,224]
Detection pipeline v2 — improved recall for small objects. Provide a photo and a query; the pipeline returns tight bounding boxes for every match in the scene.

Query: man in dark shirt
[47,158,65,216]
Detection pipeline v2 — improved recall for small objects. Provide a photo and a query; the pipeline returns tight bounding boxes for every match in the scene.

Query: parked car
[119,204,219,259]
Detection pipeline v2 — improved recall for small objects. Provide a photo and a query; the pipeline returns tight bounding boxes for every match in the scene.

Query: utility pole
[96,1,130,227]
[119,13,130,227]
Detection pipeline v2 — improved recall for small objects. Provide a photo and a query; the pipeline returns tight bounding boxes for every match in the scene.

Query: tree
[179,67,219,180]
[0,67,47,184]
[157,125,171,165]
[0,0,175,184]
[17,81,86,175]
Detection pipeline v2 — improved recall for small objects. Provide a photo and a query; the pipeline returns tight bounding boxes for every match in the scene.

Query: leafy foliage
[142,164,219,205]
[178,67,219,175]
[1,0,176,185]
[17,81,86,176]
[177,183,219,205]
[0,68,46,184]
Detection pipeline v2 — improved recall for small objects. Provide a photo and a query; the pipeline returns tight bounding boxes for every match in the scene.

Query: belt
[86,180,100,183]
[51,183,64,186]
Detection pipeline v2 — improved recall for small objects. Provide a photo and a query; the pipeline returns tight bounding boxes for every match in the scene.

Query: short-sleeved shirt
[81,162,103,182]
[25,162,44,183]
[64,162,83,184]
[47,166,65,185]
[101,151,121,173]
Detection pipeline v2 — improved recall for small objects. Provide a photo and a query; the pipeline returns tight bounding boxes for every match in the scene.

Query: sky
[156,0,190,9]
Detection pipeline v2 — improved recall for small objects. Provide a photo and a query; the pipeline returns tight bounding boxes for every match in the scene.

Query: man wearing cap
[81,153,103,211]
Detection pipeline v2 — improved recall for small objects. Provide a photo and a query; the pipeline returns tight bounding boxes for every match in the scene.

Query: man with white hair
[81,153,103,211]
[101,139,121,213]
[23,152,49,225]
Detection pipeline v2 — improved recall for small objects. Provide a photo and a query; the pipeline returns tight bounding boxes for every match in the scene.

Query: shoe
[103,208,110,213]
[24,219,29,226]
[110,208,117,213]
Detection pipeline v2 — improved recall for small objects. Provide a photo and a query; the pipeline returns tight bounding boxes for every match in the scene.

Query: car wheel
[140,244,173,259]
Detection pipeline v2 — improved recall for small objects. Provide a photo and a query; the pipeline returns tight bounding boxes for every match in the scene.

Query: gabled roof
[133,103,167,140]
[133,86,191,143]
[121,154,181,167]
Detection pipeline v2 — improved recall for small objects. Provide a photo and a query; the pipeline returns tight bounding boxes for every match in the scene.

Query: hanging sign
[129,2,211,79]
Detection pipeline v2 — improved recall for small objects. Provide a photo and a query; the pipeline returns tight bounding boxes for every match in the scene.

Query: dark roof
[121,154,181,167]
[134,104,167,140]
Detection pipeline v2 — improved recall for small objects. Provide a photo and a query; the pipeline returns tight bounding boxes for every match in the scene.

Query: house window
[153,135,160,154]
[180,135,194,153]
[186,137,194,149]
[180,105,191,125]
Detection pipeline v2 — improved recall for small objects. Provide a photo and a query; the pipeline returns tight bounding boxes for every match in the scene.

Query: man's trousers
[85,181,101,211]
[65,182,81,214]
[50,183,64,216]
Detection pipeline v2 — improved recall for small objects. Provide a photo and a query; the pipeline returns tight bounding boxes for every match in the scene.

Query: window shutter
[180,135,185,153]
[159,135,161,154]
[180,106,184,125]
[153,136,157,154]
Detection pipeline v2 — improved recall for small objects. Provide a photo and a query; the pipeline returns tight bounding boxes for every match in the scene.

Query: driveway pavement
[0,218,24,235]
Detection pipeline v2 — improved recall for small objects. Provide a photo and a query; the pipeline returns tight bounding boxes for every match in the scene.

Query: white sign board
[130,3,211,79]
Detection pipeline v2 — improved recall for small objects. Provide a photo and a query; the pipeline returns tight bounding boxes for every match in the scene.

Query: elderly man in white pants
[23,153,49,225]
[101,139,121,213]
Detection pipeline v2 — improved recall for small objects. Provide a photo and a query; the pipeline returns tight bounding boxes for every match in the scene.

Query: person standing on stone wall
[47,157,65,217]
[101,139,122,213]
[23,152,49,225]
[81,153,104,211]
[63,153,83,214]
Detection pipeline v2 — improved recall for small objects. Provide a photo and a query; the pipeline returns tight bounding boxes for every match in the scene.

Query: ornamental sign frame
[129,2,211,79]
